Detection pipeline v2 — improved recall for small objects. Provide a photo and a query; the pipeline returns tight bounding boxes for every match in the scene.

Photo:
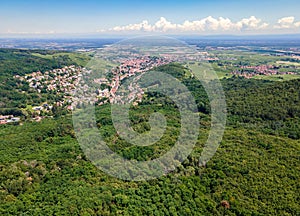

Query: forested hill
[156,63,300,139]
[223,77,300,139]
[0,49,90,76]
[0,49,90,113]
[0,53,299,215]
[224,77,300,122]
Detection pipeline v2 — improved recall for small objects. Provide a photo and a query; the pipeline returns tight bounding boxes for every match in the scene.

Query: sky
[1,0,300,36]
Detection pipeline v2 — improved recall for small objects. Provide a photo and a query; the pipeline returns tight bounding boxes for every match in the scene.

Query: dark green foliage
[0,112,299,215]
[0,57,299,215]
[223,77,300,139]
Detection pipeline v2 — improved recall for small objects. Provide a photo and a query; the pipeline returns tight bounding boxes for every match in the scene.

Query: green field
[276,60,300,66]
[253,74,300,81]
[32,52,91,66]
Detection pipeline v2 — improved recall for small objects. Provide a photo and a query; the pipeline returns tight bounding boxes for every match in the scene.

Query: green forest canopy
[0,49,299,215]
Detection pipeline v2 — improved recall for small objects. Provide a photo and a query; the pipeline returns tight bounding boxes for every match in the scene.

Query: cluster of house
[15,65,86,112]
[0,115,20,125]
[119,56,170,75]
[16,48,219,115]
[16,65,81,94]
[71,55,172,108]
[109,56,171,104]
[232,65,296,78]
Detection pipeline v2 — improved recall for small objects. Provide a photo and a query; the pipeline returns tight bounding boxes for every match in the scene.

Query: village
[72,55,173,107]
[12,55,173,124]
[231,64,296,78]
[15,65,81,95]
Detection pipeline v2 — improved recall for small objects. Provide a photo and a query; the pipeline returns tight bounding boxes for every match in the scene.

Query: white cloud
[236,16,269,30]
[153,17,178,32]
[110,16,248,32]
[103,16,271,34]
[176,16,237,32]
[111,20,153,32]
[218,17,237,31]
[110,17,178,32]
[275,16,300,29]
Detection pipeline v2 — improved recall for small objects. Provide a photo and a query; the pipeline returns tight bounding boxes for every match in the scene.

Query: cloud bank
[99,16,300,34]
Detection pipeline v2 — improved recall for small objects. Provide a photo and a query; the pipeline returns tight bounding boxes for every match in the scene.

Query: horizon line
[1,33,300,39]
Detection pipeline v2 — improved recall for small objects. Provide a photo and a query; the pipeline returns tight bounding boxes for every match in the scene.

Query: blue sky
[1,0,300,35]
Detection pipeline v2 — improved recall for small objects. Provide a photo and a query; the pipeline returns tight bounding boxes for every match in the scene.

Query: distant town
[5,42,298,125]
[231,65,296,78]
